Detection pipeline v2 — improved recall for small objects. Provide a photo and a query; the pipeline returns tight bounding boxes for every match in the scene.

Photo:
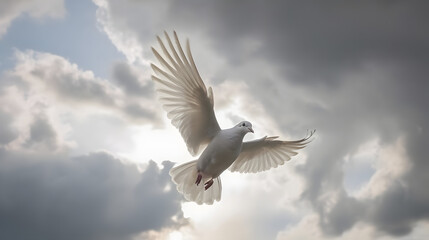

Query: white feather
[229,130,315,173]
[169,160,222,205]
[152,31,221,157]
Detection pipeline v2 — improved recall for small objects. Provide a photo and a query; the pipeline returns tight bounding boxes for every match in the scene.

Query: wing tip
[303,129,316,143]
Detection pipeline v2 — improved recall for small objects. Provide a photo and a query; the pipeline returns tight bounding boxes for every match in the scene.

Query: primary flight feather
[151,31,314,205]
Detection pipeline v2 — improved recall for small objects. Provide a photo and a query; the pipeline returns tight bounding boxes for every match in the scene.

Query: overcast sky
[1,0,428,239]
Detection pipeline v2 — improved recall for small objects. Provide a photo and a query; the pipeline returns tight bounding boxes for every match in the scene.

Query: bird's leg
[204,179,214,191]
[195,171,202,186]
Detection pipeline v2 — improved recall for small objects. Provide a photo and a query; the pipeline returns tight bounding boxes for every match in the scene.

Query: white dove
[151,31,314,205]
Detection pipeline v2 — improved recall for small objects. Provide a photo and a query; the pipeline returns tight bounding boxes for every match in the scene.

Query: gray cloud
[294,54,429,236]
[95,0,429,237]
[166,0,429,85]
[319,190,366,236]
[0,150,185,240]
[112,61,153,96]
[123,102,156,120]
[24,113,58,150]
[28,55,116,106]
[366,129,429,236]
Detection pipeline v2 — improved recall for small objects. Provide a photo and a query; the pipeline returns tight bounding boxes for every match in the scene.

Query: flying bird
[151,31,314,205]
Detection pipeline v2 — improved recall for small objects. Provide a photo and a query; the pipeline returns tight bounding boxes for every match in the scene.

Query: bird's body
[197,122,251,179]
[151,31,314,204]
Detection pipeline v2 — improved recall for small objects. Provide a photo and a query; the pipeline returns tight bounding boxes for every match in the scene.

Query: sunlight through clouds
[1,0,428,239]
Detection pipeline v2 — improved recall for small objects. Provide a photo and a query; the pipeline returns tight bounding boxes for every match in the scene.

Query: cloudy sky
[1,0,428,239]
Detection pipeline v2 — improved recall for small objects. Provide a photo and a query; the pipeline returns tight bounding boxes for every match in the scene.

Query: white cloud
[1,49,160,158]
[93,0,160,66]
[277,215,429,240]
[9,50,159,124]
[0,0,65,38]
[356,137,410,199]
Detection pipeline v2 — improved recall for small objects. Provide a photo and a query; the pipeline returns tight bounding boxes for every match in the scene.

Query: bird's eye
[242,123,245,127]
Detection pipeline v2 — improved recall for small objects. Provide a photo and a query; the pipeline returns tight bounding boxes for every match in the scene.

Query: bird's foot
[195,173,202,186]
[204,179,214,191]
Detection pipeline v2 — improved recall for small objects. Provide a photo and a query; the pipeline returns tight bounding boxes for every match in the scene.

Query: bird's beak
[248,127,254,133]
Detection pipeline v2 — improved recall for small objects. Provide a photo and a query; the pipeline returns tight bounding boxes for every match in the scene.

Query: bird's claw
[195,173,202,186]
[204,179,214,191]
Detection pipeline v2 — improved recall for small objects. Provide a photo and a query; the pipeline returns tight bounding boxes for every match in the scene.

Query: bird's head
[235,121,254,134]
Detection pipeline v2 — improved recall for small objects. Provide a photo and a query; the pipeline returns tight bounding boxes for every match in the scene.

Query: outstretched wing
[229,130,315,173]
[151,31,221,156]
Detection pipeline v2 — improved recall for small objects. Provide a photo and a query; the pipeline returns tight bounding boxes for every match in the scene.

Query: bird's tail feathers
[169,160,222,205]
